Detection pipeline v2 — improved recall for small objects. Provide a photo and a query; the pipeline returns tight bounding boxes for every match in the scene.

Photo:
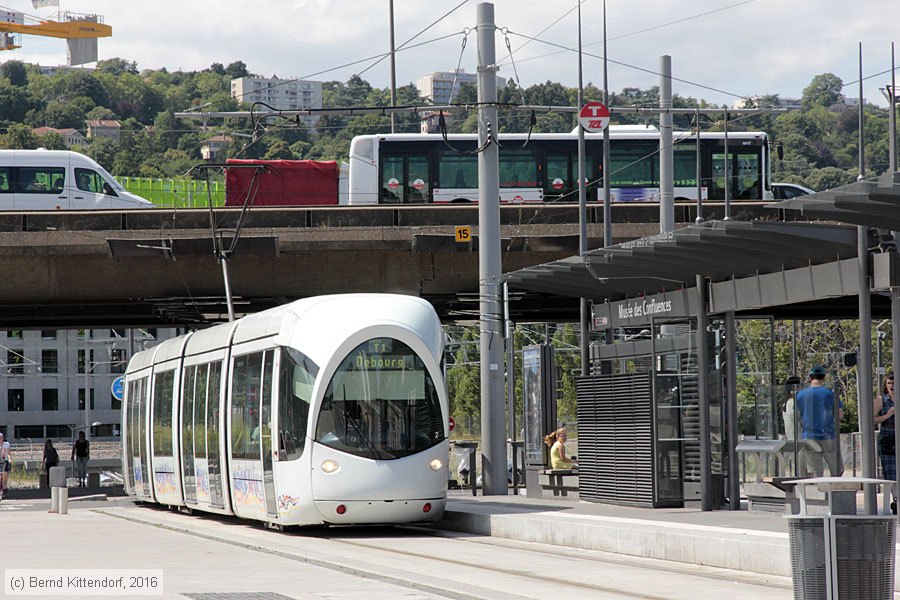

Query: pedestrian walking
[71,431,90,487]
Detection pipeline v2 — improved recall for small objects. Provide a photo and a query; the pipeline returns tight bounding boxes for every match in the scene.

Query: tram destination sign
[591,288,700,328]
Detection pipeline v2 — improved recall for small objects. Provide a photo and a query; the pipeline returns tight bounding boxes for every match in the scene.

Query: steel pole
[726,312,739,510]
[857,42,877,513]
[723,110,731,220]
[389,0,397,134]
[696,276,712,511]
[893,269,900,511]
[659,55,674,233]
[601,0,611,247]
[695,106,703,223]
[476,2,506,496]
[891,43,896,173]
[84,342,90,441]
[577,2,590,376]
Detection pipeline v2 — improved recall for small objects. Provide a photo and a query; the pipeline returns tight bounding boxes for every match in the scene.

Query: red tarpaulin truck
[224,159,347,206]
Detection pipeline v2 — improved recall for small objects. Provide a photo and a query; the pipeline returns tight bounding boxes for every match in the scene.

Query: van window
[0,167,10,193]
[75,168,117,197]
[16,167,65,194]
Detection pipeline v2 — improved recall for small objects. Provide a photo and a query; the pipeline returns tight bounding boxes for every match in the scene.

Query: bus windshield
[315,337,444,460]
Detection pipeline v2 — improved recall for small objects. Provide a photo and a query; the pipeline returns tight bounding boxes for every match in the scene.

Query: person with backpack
[42,439,59,477]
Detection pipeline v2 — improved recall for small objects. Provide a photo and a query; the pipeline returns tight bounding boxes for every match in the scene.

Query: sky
[3,0,899,108]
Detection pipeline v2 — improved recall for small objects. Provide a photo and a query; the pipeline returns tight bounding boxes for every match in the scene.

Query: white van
[0,149,154,210]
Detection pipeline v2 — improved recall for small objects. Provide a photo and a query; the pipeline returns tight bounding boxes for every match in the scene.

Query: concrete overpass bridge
[0,202,786,328]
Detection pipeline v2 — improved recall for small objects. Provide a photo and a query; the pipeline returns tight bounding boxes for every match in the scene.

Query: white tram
[122,294,449,527]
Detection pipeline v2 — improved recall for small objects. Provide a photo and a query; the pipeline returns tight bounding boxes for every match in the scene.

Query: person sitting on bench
[544,427,577,470]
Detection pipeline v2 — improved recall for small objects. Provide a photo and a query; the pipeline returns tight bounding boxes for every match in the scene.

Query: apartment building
[231,76,323,132]
[416,69,507,105]
[0,328,177,442]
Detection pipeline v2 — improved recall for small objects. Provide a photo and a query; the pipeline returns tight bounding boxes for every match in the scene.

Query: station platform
[439,492,802,579]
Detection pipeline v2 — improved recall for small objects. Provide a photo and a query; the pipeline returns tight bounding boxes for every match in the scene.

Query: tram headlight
[321,459,340,474]
[429,459,443,471]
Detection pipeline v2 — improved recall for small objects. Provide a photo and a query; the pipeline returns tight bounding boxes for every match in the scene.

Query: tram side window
[152,370,175,455]
[0,167,10,193]
[438,153,477,189]
[231,352,263,460]
[278,347,318,461]
[498,150,538,188]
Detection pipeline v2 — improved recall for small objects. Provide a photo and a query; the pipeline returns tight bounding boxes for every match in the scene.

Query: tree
[33,131,66,150]
[0,81,41,125]
[802,73,844,110]
[1,61,27,87]
[0,124,38,149]
[96,58,138,76]
[225,61,249,80]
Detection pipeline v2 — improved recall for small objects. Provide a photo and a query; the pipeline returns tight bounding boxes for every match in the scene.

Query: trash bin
[786,477,896,600]
[452,442,477,496]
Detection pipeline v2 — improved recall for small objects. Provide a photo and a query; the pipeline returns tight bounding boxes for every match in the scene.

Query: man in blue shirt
[796,365,843,476]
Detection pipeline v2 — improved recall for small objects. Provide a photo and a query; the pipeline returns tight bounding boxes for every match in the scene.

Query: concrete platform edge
[439,507,792,577]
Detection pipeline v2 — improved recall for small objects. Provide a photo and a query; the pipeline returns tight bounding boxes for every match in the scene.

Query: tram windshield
[316,337,444,459]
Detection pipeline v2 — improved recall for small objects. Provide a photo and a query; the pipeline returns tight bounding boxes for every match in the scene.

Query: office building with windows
[230,76,324,132]
[0,328,177,442]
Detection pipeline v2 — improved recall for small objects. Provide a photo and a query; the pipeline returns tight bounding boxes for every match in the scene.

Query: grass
[6,463,40,489]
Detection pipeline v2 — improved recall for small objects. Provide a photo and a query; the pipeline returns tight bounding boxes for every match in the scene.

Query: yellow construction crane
[0,6,111,63]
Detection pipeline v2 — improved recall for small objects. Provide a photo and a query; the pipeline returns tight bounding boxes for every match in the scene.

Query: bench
[539,469,579,497]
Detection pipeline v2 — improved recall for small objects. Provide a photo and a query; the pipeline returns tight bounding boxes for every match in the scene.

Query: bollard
[49,466,68,515]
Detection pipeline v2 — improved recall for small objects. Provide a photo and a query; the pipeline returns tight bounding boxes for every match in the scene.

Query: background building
[231,76,323,132]
[417,69,507,105]
[0,328,178,442]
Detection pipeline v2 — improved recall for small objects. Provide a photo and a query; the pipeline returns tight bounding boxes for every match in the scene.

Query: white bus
[347,126,774,205]
[0,150,154,210]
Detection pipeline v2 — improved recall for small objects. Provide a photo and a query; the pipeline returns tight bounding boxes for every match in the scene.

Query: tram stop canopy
[506,219,868,320]
[503,170,900,511]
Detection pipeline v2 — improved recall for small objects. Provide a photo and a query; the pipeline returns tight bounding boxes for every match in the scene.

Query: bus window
[16,167,64,194]
[438,153,477,189]
[737,154,761,199]
[75,168,117,197]
[499,150,538,188]
[673,146,697,188]
[545,153,570,199]
[609,146,656,187]
[381,155,403,203]
[407,156,429,204]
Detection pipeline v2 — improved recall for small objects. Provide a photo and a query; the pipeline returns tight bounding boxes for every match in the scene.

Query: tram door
[136,377,151,500]
[181,367,198,504]
[260,350,277,517]
[126,376,151,499]
[231,349,278,519]
[206,362,224,508]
